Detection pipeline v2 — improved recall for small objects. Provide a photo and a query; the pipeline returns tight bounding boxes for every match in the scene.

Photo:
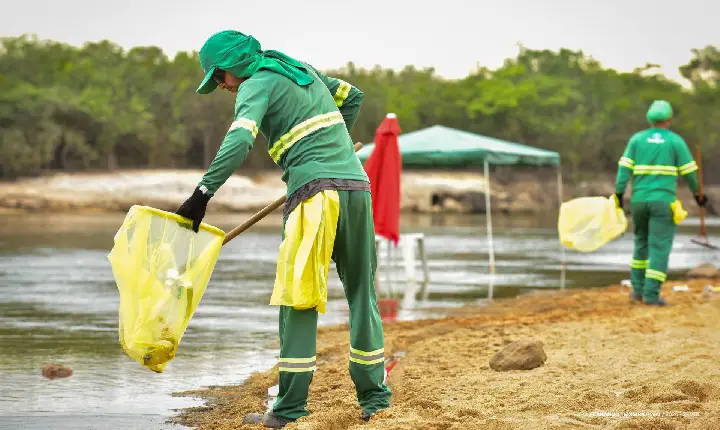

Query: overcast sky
[1,0,717,85]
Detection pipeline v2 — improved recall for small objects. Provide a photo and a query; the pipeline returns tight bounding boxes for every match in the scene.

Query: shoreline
[170,278,720,429]
[3,168,715,217]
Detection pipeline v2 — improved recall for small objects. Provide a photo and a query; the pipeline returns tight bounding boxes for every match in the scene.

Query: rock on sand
[489,338,547,371]
[42,363,73,379]
[686,263,720,279]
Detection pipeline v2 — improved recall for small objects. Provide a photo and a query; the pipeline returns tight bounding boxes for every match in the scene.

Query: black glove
[175,187,211,233]
[695,194,708,207]
[614,192,624,210]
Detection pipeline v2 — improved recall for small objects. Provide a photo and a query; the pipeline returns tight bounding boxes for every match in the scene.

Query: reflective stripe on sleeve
[679,161,698,175]
[619,157,635,169]
[229,118,259,138]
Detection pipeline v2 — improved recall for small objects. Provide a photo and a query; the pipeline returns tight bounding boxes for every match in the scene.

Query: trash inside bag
[270,190,340,314]
[107,205,225,373]
[558,195,628,252]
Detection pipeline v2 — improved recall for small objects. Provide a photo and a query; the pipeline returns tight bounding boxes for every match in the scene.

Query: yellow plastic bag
[558,195,628,252]
[107,205,225,373]
[670,199,687,225]
[270,190,340,314]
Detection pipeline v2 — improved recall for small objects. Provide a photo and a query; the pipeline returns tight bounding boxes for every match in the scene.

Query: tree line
[1,34,719,182]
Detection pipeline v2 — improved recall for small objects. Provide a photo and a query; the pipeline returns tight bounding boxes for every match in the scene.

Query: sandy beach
[172,279,720,430]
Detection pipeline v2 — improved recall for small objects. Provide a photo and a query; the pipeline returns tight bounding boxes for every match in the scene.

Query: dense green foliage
[1,35,718,181]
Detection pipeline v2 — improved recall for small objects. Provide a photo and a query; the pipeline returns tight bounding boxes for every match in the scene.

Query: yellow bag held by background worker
[558,194,628,252]
[670,199,687,225]
[107,205,225,373]
[271,190,340,314]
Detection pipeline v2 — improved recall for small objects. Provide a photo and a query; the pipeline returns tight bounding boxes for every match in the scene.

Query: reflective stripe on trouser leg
[644,201,676,301]
[630,260,649,269]
[631,202,650,297]
[645,269,667,283]
[278,356,317,373]
[630,260,648,296]
[644,269,668,302]
[350,347,385,365]
[271,288,319,419]
[332,190,392,415]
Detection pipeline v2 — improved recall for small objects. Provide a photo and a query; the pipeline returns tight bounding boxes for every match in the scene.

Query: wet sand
[173,279,720,429]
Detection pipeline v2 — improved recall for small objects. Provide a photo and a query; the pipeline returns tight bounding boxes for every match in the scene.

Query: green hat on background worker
[646,100,673,124]
[196,30,314,94]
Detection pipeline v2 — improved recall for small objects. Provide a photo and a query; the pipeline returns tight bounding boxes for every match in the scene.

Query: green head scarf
[646,100,673,124]
[196,30,313,94]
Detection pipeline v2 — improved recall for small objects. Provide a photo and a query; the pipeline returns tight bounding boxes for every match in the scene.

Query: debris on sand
[686,263,720,279]
[489,338,547,371]
[42,363,73,380]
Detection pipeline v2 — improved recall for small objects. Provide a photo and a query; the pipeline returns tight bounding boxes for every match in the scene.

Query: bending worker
[175,30,391,428]
[615,100,707,306]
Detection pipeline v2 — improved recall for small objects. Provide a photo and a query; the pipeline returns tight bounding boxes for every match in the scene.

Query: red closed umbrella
[364,113,402,246]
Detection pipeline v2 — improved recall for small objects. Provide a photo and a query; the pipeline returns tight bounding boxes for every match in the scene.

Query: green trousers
[271,190,392,421]
[630,201,676,301]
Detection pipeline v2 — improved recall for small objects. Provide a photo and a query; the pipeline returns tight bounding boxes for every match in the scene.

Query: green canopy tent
[357,124,566,289]
[357,124,560,167]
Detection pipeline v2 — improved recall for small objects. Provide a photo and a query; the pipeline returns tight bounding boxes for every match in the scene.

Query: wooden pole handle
[696,144,705,198]
[695,144,708,237]
[221,141,365,246]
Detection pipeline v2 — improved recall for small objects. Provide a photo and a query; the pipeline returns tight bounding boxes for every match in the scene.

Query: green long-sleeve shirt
[615,128,700,203]
[303,63,365,132]
[197,63,367,197]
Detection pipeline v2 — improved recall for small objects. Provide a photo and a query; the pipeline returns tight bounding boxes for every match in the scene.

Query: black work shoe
[629,292,643,302]
[361,411,372,422]
[242,412,292,429]
[645,297,667,306]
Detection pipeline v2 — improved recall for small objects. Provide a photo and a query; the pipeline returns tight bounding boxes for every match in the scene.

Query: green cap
[196,30,313,94]
[646,100,673,124]
[197,30,252,94]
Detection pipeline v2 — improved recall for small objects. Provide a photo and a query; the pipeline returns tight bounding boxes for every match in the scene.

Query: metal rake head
[691,236,720,250]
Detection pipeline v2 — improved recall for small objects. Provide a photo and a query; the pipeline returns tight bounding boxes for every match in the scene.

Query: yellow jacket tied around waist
[271,190,340,314]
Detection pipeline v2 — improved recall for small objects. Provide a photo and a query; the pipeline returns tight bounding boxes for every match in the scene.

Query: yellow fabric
[558,195,628,252]
[107,205,225,373]
[334,80,352,107]
[670,199,688,225]
[270,190,340,314]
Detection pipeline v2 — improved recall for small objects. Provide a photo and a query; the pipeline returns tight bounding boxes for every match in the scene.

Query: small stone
[686,263,720,279]
[489,338,547,372]
[42,363,73,380]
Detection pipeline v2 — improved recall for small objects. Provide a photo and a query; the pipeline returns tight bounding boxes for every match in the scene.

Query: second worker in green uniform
[615,100,708,306]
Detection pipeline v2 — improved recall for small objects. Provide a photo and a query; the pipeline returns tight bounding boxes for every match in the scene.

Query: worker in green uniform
[174,30,391,428]
[615,100,707,306]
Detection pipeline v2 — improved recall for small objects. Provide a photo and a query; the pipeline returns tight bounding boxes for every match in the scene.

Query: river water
[0,211,717,429]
